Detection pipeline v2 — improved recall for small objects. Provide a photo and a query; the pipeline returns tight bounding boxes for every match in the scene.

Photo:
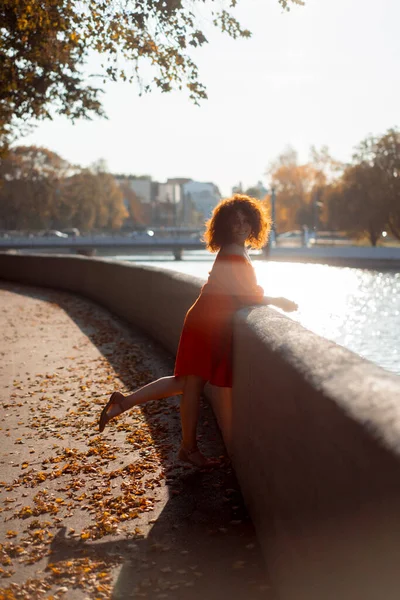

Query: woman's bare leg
[106,376,185,419]
[124,375,185,408]
[178,375,215,467]
[180,375,205,451]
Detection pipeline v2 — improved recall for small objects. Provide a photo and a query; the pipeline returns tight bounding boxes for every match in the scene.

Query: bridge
[2,233,400,267]
[0,233,207,260]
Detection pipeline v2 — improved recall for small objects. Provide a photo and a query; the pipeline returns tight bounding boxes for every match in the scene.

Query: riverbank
[264,245,400,270]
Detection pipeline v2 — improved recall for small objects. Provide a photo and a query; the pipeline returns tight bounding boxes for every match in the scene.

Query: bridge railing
[0,235,206,249]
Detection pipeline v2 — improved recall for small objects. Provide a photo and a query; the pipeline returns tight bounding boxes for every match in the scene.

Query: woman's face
[231,210,252,244]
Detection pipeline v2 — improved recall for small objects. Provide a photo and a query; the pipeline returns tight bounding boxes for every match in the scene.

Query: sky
[21,0,400,196]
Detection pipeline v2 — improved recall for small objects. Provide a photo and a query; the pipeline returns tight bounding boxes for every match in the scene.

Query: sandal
[177,445,216,468]
[98,392,125,433]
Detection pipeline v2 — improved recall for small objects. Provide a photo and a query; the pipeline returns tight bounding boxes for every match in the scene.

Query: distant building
[182,181,221,221]
[232,183,243,195]
[114,175,157,227]
[114,175,154,204]
[114,174,221,228]
[232,181,267,199]
[155,180,182,227]
[157,180,182,205]
[156,178,220,226]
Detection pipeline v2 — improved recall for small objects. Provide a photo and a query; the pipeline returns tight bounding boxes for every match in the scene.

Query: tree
[309,145,344,184]
[0,146,71,229]
[346,128,400,243]
[366,129,400,240]
[95,172,128,230]
[0,0,303,152]
[324,163,387,246]
[58,170,128,231]
[267,147,322,231]
[265,146,344,232]
[118,182,145,227]
[307,146,345,230]
[0,145,128,230]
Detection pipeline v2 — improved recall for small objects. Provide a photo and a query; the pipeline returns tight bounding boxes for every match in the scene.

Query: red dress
[174,253,264,388]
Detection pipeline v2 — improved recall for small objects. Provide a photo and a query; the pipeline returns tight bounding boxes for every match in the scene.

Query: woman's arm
[222,256,298,312]
[262,296,298,312]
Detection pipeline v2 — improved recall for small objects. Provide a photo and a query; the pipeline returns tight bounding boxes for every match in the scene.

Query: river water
[113,251,400,376]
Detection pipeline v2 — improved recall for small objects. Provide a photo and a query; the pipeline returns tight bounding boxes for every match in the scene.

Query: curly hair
[203,194,271,252]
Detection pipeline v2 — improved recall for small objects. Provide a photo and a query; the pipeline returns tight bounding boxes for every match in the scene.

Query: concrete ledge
[233,308,400,600]
[1,252,400,600]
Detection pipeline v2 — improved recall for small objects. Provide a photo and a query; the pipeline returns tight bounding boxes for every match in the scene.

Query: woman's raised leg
[99,375,185,431]
[121,375,185,410]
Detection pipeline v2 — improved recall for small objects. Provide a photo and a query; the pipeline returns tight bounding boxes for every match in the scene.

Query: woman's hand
[274,297,298,312]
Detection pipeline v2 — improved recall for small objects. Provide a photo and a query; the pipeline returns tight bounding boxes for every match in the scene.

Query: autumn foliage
[267,146,339,232]
[267,129,400,246]
[323,129,400,246]
[0,146,128,231]
[0,0,303,152]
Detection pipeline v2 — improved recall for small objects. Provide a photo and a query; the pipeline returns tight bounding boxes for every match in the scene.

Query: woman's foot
[98,392,125,432]
[177,444,216,468]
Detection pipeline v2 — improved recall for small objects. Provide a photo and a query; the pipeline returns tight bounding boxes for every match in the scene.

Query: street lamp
[270,186,276,246]
[312,189,323,241]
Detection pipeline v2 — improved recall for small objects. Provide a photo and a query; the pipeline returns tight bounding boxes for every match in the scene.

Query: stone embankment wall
[1,252,400,600]
[268,245,400,269]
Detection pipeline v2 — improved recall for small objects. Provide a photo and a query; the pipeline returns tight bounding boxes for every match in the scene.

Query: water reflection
[255,263,400,376]
[114,253,400,376]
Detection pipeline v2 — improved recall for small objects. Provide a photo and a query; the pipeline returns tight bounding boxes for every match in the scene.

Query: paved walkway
[0,282,272,600]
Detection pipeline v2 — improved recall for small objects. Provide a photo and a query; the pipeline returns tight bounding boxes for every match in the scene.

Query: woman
[99,194,297,467]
